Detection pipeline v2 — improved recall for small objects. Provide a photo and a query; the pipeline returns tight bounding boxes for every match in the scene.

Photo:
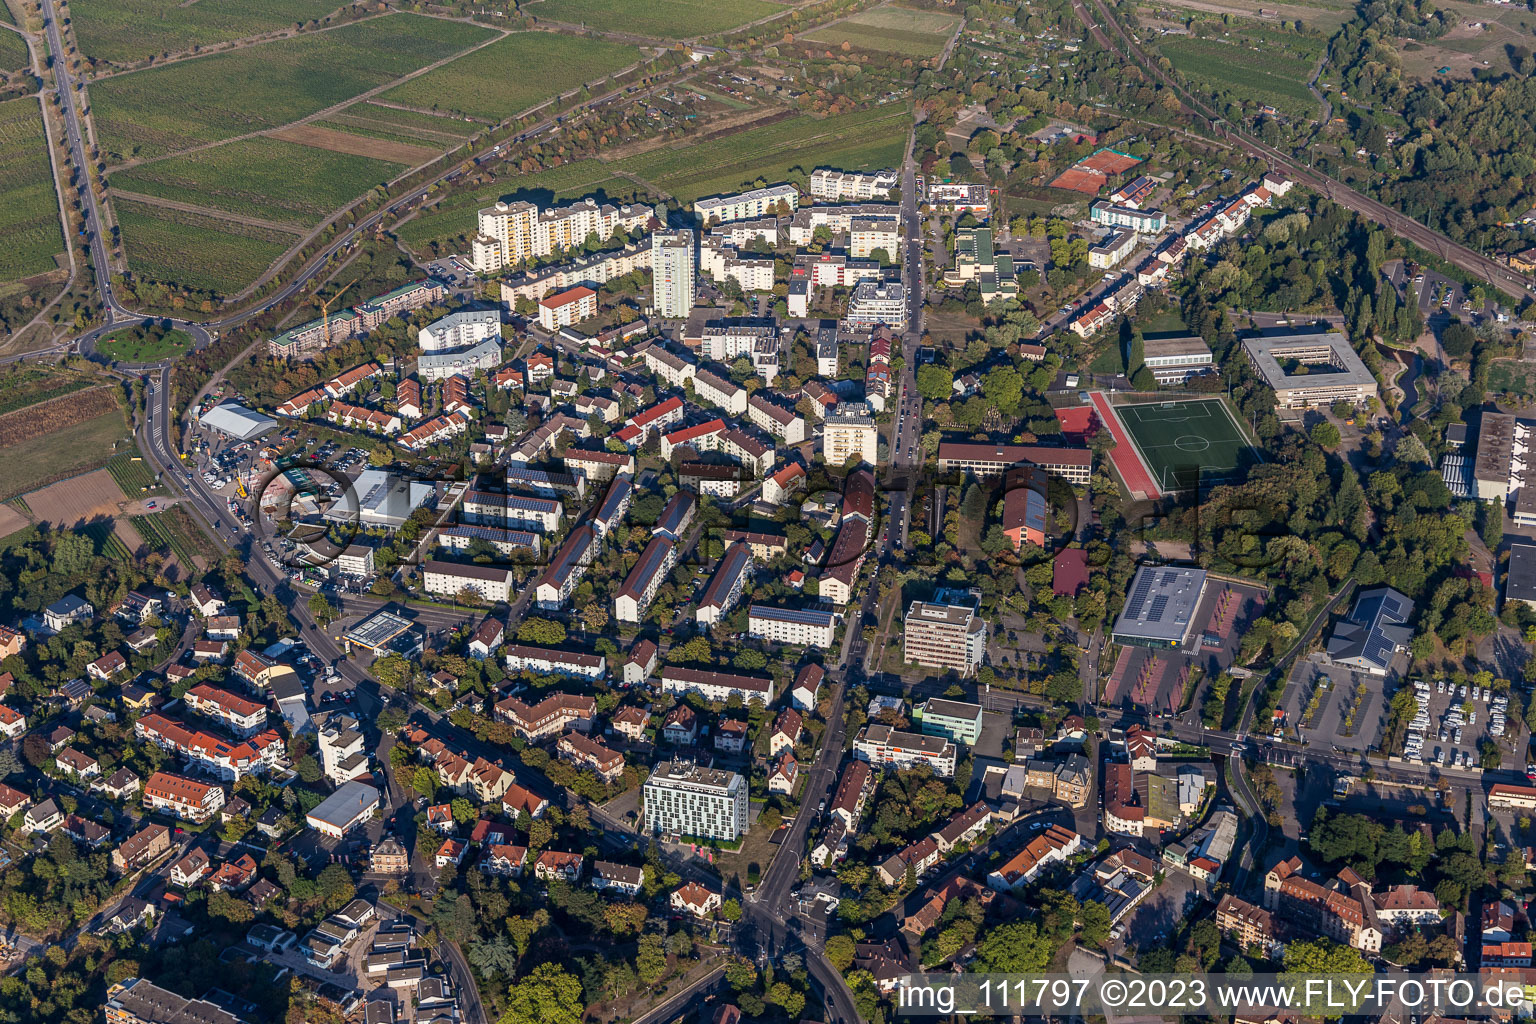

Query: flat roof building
[903,592,987,677]
[1141,336,1214,384]
[306,781,380,838]
[915,698,984,747]
[1111,566,1209,649]
[642,760,749,841]
[1242,332,1378,409]
[1507,543,1536,609]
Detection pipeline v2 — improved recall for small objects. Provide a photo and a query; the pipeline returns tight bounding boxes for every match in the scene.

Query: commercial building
[1111,566,1209,649]
[936,441,1093,485]
[1141,336,1214,384]
[652,230,696,317]
[903,591,988,677]
[1325,585,1413,676]
[421,561,515,604]
[1242,333,1378,409]
[695,183,799,225]
[944,227,1017,306]
[537,285,597,331]
[853,724,957,776]
[642,760,750,841]
[200,403,276,441]
[843,281,907,330]
[809,167,897,201]
[748,604,837,646]
[823,401,878,466]
[915,698,984,747]
[472,198,652,273]
[305,781,380,838]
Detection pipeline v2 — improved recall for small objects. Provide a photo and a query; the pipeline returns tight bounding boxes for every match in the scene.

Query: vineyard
[377,32,639,123]
[527,0,781,38]
[113,138,407,225]
[0,387,120,449]
[106,449,164,497]
[70,0,340,66]
[115,198,294,296]
[397,158,637,253]
[0,27,27,72]
[326,101,483,145]
[91,14,496,161]
[130,506,209,564]
[610,105,910,203]
[805,7,961,56]
[0,97,64,284]
[1157,35,1319,118]
[0,365,95,416]
[78,520,132,562]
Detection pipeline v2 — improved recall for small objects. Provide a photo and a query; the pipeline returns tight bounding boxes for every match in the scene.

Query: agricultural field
[27,468,134,525]
[113,139,405,226]
[1156,33,1320,118]
[0,396,132,501]
[610,105,910,203]
[131,506,211,564]
[106,449,166,497]
[396,159,639,253]
[804,6,962,57]
[96,324,195,364]
[0,364,95,416]
[0,27,28,72]
[91,14,496,162]
[69,0,341,66]
[0,96,64,284]
[115,198,294,295]
[525,0,783,38]
[78,520,134,562]
[377,32,639,123]
[318,101,482,152]
[1137,0,1354,33]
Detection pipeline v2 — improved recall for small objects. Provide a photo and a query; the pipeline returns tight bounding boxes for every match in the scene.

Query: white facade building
[642,761,750,841]
[652,230,696,318]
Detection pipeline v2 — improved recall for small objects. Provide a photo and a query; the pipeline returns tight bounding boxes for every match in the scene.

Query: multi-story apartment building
[748,604,837,647]
[652,230,697,317]
[107,979,247,1024]
[936,441,1093,485]
[787,202,900,244]
[699,238,775,293]
[421,561,515,604]
[699,317,777,362]
[809,167,898,201]
[1090,202,1168,234]
[853,724,957,777]
[819,469,874,606]
[317,713,370,785]
[615,536,676,623]
[849,216,900,259]
[142,771,226,823]
[696,540,754,625]
[418,310,500,352]
[1262,856,1383,953]
[1089,230,1137,269]
[502,644,606,681]
[462,489,564,532]
[903,593,988,677]
[184,684,268,737]
[843,281,907,330]
[532,524,598,610]
[643,760,750,841]
[493,692,596,741]
[499,240,651,306]
[823,401,878,467]
[694,183,799,225]
[691,369,748,416]
[746,394,806,444]
[557,733,625,784]
[1215,894,1277,952]
[661,666,775,705]
[472,198,652,273]
[537,285,597,331]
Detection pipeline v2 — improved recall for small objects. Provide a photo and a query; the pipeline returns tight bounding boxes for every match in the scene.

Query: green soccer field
[1117,398,1258,493]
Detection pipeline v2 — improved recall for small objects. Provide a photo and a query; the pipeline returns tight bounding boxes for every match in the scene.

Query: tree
[412,766,438,801]
[825,933,856,971]
[916,364,954,401]
[1309,421,1342,449]
[720,897,743,921]
[307,592,338,626]
[973,921,1054,972]
[468,936,518,978]
[518,617,567,645]
[1442,320,1476,357]
[498,963,584,1024]
[373,654,412,690]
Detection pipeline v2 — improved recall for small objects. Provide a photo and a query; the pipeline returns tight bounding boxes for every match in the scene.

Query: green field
[106,449,166,497]
[0,26,29,71]
[0,407,131,501]
[612,105,910,203]
[377,32,639,123]
[1117,398,1258,493]
[527,0,782,38]
[79,520,133,562]
[113,138,406,225]
[97,325,195,364]
[131,506,210,564]
[115,198,294,294]
[92,14,496,161]
[320,101,482,148]
[0,366,92,416]
[70,0,342,65]
[1157,35,1319,117]
[0,96,64,284]
[397,158,638,252]
[804,6,961,56]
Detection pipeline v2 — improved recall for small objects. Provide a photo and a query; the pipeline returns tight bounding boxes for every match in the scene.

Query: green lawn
[113,137,407,224]
[612,105,910,203]
[527,0,783,38]
[804,6,961,56]
[1157,35,1319,118]
[92,14,496,161]
[0,96,64,284]
[96,325,195,364]
[376,32,640,122]
[69,0,341,66]
[115,198,294,295]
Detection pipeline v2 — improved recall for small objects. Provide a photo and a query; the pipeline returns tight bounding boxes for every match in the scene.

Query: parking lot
[1404,677,1506,770]
[1280,659,1388,753]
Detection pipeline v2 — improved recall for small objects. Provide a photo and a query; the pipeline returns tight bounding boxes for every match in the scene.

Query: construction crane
[318,278,358,346]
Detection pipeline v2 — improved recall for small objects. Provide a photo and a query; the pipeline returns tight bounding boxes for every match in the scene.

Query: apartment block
[643,760,750,841]
[903,593,987,677]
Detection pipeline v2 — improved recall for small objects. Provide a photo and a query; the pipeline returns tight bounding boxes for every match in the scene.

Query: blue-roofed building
[1326,585,1413,676]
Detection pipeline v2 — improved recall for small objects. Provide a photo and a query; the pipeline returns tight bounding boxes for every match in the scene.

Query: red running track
[1087,392,1160,498]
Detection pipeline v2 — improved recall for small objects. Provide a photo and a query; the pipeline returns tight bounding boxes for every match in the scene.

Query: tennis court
[1115,398,1257,493]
